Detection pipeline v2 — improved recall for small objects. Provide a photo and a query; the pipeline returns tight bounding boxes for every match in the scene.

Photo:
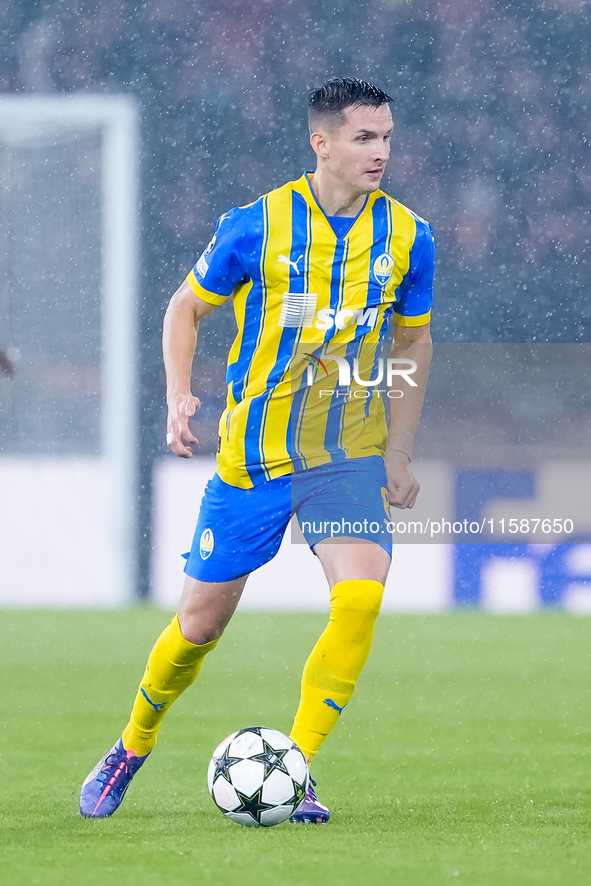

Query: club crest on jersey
[200,528,214,560]
[373,253,395,286]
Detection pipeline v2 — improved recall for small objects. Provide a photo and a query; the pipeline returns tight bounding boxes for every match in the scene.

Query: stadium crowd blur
[1,0,590,460]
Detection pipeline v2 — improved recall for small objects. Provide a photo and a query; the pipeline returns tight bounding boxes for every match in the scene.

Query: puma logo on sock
[324,698,346,715]
[140,688,167,712]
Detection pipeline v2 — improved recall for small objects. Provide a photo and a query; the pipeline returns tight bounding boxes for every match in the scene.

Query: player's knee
[330,579,384,618]
[177,611,224,646]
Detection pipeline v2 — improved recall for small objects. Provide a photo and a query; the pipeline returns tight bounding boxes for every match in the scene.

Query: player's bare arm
[386,321,432,509]
[163,279,216,458]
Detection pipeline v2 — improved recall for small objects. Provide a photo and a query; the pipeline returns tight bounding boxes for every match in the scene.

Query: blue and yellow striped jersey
[186,172,435,488]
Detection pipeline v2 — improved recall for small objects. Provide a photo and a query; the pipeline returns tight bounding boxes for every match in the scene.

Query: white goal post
[0,95,139,605]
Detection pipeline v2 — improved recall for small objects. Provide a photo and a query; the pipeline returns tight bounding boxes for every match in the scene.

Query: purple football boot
[79,738,150,818]
[290,777,331,824]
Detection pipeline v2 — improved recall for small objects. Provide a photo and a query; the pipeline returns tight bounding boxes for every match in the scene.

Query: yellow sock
[289,579,383,761]
[121,613,218,756]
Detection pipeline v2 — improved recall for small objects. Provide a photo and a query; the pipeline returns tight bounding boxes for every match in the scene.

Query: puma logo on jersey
[278,254,304,275]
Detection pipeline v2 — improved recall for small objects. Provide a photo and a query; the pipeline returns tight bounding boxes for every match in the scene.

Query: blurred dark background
[1,0,589,594]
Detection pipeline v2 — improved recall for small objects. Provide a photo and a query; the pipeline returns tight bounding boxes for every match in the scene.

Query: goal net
[0,96,139,605]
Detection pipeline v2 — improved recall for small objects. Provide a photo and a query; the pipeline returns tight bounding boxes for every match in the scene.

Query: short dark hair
[307,78,393,130]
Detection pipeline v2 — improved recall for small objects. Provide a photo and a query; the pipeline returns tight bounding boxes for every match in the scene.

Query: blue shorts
[183,456,393,583]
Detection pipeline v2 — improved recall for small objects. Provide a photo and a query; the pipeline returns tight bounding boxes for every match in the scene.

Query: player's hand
[386,458,420,509]
[166,393,201,457]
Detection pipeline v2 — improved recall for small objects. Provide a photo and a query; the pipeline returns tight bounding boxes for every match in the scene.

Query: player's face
[322,104,393,195]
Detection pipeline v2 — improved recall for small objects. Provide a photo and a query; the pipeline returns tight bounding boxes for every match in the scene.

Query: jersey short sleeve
[393,217,435,327]
[186,209,247,306]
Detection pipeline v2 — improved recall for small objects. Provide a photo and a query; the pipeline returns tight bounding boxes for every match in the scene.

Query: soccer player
[80,78,434,823]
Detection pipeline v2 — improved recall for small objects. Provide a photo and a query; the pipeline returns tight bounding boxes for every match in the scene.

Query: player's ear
[310,130,329,160]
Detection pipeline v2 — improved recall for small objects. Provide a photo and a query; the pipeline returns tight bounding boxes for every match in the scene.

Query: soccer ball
[207,727,309,827]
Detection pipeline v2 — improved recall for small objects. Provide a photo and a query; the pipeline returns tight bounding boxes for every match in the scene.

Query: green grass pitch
[1,609,590,885]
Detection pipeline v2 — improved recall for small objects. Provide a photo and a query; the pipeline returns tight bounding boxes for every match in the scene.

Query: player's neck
[310,168,367,218]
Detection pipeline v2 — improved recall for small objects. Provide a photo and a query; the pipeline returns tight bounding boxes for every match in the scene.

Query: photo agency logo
[303,353,417,399]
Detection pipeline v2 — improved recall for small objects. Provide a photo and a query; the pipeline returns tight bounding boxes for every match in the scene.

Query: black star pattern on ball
[233,785,277,825]
[292,779,306,806]
[213,745,241,784]
[249,739,291,779]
